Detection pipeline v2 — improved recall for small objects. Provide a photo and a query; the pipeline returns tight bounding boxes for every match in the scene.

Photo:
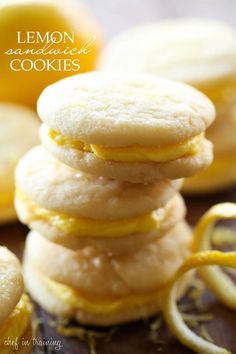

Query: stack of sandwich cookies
[0,247,32,353]
[16,71,215,325]
[23,224,191,326]
[38,72,215,183]
[99,19,236,192]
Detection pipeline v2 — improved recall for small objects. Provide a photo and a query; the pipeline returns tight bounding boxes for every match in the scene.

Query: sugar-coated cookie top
[99,19,236,87]
[15,146,182,220]
[37,71,215,147]
[0,247,23,324]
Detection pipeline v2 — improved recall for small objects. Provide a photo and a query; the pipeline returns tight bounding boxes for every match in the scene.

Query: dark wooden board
[1,188,236,354]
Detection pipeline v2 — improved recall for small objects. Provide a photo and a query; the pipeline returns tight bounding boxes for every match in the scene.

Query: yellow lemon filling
[43,275,167,315]
[48,128,203,162]
[16,190,167,238]
[0,294,32,353]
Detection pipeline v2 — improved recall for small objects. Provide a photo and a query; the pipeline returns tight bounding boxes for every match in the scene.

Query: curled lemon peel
[163,250,236,354]
[193,203,236,309]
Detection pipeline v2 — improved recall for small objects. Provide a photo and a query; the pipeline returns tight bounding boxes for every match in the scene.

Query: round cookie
[15,145,185,253]
[38,72,215,182]
[0,247,32,353]
[38,72,214,147]
[0,247,24,323]
[0,103,39,223]
[23,221,192,326]
[24,222,192,296]
[15,145,183,220]
[98,19,236,87]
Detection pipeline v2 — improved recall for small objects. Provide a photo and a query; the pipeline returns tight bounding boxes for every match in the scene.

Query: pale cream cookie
[23,221,192,326]
[98,19,236,87]
[0,247,32,353]
[15,145,182,220]
[38,71,215,182]
[15,145,185,253]
[0,103,39,223]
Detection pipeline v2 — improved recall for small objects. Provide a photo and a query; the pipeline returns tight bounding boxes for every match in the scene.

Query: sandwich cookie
[0,103,39,223]
[0,247,32,354]
[15,146,184,254]
[38,72,215,183]
[23,221,192,326]
[99,19,236,191]
[98,19,236,87]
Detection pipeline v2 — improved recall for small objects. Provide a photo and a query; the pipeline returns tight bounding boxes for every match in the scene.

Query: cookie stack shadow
[15,72,215,326]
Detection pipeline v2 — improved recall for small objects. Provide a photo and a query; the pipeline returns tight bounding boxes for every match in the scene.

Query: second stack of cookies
[15,72,215,326]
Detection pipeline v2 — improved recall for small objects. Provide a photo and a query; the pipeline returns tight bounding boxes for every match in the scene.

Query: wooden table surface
[1,188,236,354]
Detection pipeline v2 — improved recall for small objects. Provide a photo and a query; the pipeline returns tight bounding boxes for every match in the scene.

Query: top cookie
[99,19,236,87]
[37,71,215,147]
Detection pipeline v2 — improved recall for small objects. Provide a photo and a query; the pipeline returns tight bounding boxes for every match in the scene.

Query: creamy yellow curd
[0,294,32,354]
[44,275,166,315]
[48,128,203,162]
[17,191,167,237]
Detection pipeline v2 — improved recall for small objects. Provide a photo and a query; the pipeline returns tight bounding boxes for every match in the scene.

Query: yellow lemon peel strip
[193,203,236,309]
[163,250,236,354]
